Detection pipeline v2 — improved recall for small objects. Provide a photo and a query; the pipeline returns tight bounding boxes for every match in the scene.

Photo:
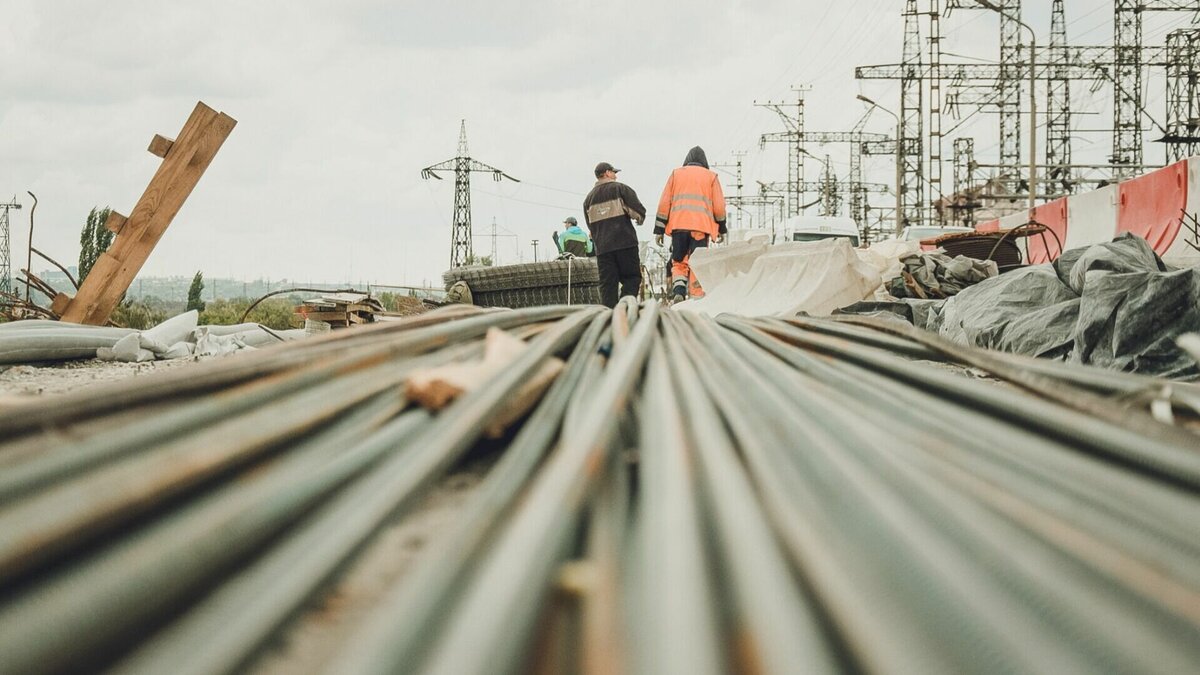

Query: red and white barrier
[1027,197,1068,264]
[1064,184,1118,251]
[973,157,1200,267]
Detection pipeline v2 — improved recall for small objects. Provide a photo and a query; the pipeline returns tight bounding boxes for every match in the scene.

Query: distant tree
[464,253,493,266]
[78,207,113,283]
[186,271,206,312]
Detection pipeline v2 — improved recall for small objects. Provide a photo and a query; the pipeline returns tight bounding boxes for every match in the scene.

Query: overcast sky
[1,1,1190,288]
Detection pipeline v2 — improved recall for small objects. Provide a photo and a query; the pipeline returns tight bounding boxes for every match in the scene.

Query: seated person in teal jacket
[553,217,595,257]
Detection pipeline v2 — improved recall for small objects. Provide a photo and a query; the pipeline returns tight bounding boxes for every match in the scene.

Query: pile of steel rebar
[0,301,1198,675]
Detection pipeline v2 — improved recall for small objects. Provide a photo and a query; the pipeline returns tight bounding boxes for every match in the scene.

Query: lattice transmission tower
[421,120,518,268]
[0,198,21,296]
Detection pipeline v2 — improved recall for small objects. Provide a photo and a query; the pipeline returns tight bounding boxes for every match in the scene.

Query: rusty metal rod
[331,313,609,674]
[114,308,602,675]
[415,301,657,675]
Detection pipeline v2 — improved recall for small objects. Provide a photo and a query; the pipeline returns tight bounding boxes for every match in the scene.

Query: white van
[784,216,861,247]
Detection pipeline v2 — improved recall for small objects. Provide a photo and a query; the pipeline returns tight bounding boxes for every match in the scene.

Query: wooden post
[58,102,236,325]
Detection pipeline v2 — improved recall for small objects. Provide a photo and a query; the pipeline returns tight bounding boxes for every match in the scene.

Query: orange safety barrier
[975,219,1000,233]
[1117,160,1188,254]
[1027,197,1068,264]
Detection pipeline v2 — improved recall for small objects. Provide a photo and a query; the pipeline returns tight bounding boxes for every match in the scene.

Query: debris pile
[296,292,386,327]
[843,234,1200,378]
[886,250,998,299]
[1,302,1198,673]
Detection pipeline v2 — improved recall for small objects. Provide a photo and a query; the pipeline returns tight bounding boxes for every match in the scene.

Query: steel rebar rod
[0,400,427,674]
[115,308,601,675]
[414,303,658,675]
[629,338,723,675]
[738,316,1200,490]
[330,313,609,674]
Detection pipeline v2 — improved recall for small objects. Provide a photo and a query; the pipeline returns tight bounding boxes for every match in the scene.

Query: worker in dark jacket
[583,162,647,307]
[655,146,726,303]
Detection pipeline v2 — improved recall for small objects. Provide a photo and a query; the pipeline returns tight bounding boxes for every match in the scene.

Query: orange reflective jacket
[654,166,727,237]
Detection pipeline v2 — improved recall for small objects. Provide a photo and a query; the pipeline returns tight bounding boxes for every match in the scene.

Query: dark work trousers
[597,246,642,308]
[670,230,710,297]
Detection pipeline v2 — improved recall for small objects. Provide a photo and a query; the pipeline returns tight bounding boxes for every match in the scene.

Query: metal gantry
[756,85,812,218]
[1046,0,1074,193]
[858,0,1200,223]
[713,151,749,231]
[1165,28,1200,161]
[421,121,518,269]
[901,0,926,228]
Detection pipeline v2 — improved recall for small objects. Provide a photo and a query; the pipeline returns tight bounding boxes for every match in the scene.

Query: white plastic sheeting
[676,238,883,317]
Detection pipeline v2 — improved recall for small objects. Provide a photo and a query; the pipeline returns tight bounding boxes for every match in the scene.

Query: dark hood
[683,146,709,169]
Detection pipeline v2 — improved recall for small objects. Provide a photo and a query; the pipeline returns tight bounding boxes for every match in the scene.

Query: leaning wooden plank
[59,102,236,325]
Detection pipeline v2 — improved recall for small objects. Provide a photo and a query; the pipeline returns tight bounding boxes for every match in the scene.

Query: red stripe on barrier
[1028,198,1068,263]
[975,219,1000,233]
[1117,160,1188,254]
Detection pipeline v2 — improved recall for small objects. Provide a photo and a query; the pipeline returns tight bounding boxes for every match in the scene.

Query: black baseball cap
[594,162,620,177]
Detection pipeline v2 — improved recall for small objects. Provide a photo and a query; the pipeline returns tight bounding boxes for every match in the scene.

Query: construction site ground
[0,347,1008,671]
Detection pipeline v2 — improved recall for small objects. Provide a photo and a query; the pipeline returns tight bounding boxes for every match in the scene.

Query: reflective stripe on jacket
[583,178,647,254]
[654,166,727,237]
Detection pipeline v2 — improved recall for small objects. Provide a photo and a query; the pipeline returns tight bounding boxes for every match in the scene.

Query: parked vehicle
[784,216,861,247]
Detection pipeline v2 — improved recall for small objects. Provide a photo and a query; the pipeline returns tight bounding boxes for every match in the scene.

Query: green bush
[200,298,298,330]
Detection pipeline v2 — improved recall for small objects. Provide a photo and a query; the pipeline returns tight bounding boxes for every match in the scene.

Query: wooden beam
[50,292,72,316]
[147,134,175,158]
[59,102,237,325]
[103,211,127,234]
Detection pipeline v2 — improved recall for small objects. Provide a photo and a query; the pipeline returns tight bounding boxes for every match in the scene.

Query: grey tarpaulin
[887,252,998,299]
[838,234,1200,379]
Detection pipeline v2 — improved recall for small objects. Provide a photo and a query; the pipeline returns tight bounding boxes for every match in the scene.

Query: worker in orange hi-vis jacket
[654,146,727,303]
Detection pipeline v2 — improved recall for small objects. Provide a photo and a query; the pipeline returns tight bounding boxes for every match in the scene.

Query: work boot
[671,279,687,302]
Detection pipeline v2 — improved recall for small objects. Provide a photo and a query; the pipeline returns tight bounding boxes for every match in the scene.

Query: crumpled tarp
[837,234,1200,379]
[887,252,998,299]
[678,238,883,317]
[0,310,306,365]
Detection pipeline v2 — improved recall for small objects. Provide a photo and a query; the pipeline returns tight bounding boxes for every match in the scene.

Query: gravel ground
[0,357,200,400]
